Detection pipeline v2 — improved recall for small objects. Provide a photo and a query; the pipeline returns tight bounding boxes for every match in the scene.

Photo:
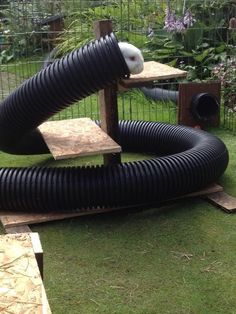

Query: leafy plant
[145,0,235,80]
[212,57,236,110]
[0,0,66,62]
[0,49,13,64]
[56,0,163,56]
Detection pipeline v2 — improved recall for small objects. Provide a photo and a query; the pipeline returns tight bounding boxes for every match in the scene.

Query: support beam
[94,20,121,165]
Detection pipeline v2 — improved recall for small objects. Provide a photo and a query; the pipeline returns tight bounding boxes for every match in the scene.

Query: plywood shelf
[119,61,187,88]
[38,117,121,160]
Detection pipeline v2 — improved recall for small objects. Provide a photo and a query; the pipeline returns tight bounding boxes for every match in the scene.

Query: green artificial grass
[51,89,177,124]
[1,56,44,78]
[0,127,235,313]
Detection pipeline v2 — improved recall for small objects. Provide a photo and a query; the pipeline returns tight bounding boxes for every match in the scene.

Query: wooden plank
[206,191,236,213]
[38,117,121,160]
[0,208,120,228]
[0,233,51,313]
[5,225,31,234]
[3,229,44,278]
[94,20,121,165]
[0,184,223,228]
[30,233,44,279]
[120,61,187,88]
[182,183,223,198]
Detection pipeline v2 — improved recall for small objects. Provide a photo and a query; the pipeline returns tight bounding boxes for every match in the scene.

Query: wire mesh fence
[0,0,236,130]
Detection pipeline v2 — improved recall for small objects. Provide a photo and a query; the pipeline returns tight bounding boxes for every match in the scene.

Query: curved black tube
[0,120,229,212]
[191,92,219,122]
[140,86,178,103]
[0,33,129,154]
[0,34,229,212]
[140,87,219,122]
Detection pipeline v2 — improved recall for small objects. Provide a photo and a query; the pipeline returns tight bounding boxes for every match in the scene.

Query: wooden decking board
[38,117,121,160]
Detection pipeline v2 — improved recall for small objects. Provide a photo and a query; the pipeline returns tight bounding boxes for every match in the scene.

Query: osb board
[0,184,223,228]
[0,233,51,314]
[38,117,121,160]
[206,191,236,213]
[120,61,187,87]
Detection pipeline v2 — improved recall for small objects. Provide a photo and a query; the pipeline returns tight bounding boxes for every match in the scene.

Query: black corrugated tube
[191,92,219,122]
[0,33,229,212]
[0,33,130,154]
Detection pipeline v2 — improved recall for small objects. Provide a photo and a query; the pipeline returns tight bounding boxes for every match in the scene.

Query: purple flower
[183,10,196,28]
[164,8,178,32]
[175,18,186,33]
[163,4,196,33]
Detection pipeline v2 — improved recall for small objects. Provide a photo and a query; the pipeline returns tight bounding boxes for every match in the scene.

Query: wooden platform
[0,184,225,231]
[0,233,51,313]
[38,117,121,160]
[206,191,236,213]
[120,61,187,88]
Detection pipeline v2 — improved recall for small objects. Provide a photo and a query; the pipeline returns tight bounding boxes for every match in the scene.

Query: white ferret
[118,42,144,75]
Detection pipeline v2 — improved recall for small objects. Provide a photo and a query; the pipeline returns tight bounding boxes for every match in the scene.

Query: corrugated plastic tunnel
[0,33,229,212]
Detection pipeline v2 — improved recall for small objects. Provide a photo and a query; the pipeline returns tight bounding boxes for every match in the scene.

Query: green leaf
[166,58,178,67]
[181,51,193,57]
[6,55,14,62]
[194,48,213,62]
[215,43,226,54]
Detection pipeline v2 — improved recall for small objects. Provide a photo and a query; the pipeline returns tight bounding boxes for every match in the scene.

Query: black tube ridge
[0,33,229,212]
[0,120,229,212]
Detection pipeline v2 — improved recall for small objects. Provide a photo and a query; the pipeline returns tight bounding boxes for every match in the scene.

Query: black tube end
[191,93,219,122]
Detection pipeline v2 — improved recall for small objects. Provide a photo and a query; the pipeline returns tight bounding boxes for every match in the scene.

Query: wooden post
[94,20,121,165]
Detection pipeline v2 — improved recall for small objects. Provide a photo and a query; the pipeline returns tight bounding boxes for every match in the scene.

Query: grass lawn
[0,127,235,314]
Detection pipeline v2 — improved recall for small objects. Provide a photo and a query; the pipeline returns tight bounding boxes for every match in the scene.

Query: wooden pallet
[0,233,50,313]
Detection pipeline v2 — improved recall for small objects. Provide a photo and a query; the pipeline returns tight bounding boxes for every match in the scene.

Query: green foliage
[1,1,44,59]
[0,49,13,64]
[55,0,236,82]
[50,88,177,124]
[56,0,163,55]
[145,0,235,81]
[0,0,67,62]
[212,57,236,113]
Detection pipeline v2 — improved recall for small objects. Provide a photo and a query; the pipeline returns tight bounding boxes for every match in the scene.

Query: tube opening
[191,93,219,122]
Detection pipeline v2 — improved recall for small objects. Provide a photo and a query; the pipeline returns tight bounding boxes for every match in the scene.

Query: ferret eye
[129,56,136,61]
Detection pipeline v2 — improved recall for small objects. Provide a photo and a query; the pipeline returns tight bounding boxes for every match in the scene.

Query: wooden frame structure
[0,20,235,234]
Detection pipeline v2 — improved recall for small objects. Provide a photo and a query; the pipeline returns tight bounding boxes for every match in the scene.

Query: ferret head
[118,42,144,75]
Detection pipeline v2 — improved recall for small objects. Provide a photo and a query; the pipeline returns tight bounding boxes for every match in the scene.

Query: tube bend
[0,34,229,212]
